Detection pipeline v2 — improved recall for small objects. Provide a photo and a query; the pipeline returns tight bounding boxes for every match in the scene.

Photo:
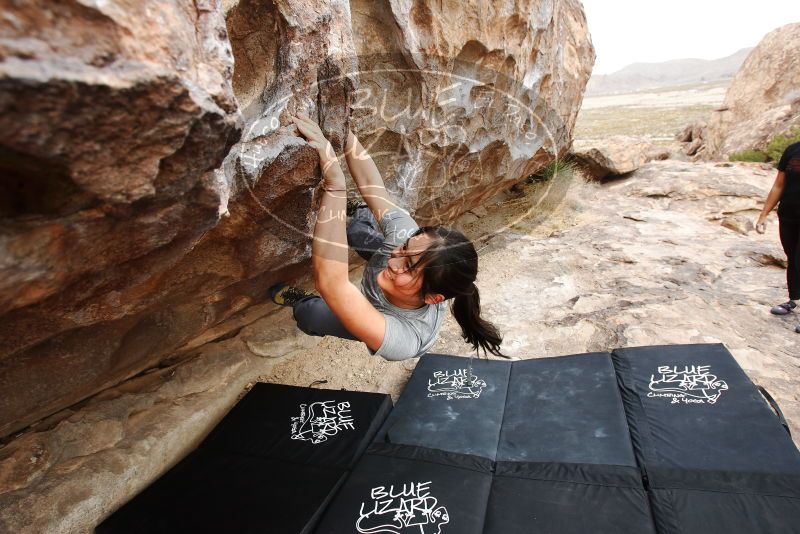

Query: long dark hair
[409,226,506,358]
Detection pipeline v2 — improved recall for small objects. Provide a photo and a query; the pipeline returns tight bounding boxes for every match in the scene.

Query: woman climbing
[268,113,505,360]
[756,140,800,333]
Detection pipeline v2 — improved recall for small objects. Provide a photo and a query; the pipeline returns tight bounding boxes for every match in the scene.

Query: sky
[581,1,800,74]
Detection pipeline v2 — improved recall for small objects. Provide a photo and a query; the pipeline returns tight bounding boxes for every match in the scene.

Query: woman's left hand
[755,215,767,234]
[292,113,337,171]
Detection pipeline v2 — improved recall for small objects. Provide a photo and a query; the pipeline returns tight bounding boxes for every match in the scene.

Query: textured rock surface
[0,0,242,438]
[715,104,800,157]
[571,136,668,179]
[1,160,797,533]
[704,23,800,158]
[347,0,594,223]
[0,0,594,439]
[676,120,709,159]
[0,0,355,439]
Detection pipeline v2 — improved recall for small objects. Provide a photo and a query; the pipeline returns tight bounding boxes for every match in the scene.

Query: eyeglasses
[387,241,423,275]
[387,254,415,274]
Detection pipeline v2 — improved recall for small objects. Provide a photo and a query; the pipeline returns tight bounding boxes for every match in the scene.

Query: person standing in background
[756,141,800,333]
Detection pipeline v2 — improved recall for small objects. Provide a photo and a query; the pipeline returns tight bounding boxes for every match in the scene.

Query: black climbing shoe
[268,283,317,307]
[770,301,797,315]
[346,196,367,217]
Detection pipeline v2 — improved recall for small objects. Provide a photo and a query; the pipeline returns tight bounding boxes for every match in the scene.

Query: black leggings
[779,218,800,300]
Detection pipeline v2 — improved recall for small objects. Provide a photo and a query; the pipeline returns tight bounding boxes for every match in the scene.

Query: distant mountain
[586,48,753,96]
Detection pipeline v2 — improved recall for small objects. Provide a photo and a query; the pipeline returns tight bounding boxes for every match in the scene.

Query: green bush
[528,159,575,183]
[765,125,800,163]
[729,149,768,162]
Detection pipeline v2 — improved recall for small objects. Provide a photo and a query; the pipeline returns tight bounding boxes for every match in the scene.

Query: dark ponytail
[411,226,506,358]
[451,282,505,357]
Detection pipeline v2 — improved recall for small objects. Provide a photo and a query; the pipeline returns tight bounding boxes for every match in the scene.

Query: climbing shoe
[268,283,317,307]
[346,196,367,217]
[770,300,797,315]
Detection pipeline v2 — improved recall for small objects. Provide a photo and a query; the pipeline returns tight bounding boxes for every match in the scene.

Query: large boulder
[347,0,595,223]
[0,0,594,439]
[0,0,242,438]
[705,23,800,158]
[571,136,669,179]
[0,0,344,439]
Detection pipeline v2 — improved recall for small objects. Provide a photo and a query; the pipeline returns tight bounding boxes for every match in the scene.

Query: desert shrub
[528,159,575,183]
[765,125,800,163]
[729,149,768,163]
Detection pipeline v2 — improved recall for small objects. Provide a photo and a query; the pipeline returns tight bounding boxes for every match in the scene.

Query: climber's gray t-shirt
[360,208,446,361]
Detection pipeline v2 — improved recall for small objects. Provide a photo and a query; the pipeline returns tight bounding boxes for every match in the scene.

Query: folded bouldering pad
[498,351,637,465]
[366,345,799,534]
[613,343,800,533]
[314,443,493,534]
[486,352,657,533]
[374,353,511,460]
[96,448,346,534]
[201,382,392,470]
[97,383,392,534]
[484,462,656,534]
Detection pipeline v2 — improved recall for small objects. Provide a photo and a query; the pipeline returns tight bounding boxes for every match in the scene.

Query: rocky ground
[1,160,798,532]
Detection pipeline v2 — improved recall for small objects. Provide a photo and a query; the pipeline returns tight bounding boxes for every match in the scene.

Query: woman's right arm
[756,170,785,233]
[344,131,402,223]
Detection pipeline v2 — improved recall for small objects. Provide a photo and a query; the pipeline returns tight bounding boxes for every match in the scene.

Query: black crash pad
[201,383,392,470]
[369,346,799,533]
[498,352,637,466]
[314,443,493,534]
[97,383,392,534]
[364,352,657,533]
[648,486,800,534]
[613,344,800,477]
[484,462,656,534]
[377,352,638,466]
[96,448,346,534]
[613,344,800,533]
[374,353,511,460]
[486,353,656,533]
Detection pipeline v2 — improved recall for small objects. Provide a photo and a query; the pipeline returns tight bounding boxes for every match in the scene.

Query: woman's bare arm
[344,131,404,222]
[293,114,387,351]
[756,170,786,232]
